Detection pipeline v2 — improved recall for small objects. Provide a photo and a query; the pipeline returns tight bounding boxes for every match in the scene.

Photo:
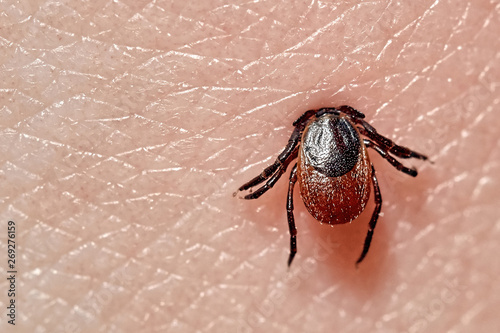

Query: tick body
[298,113,371,225]
[237,106,428,267]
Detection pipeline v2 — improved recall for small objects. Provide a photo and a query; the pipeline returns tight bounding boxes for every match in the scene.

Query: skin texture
[0,0,499,332]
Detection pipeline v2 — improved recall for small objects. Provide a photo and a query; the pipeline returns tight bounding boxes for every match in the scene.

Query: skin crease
[0,0,499,332]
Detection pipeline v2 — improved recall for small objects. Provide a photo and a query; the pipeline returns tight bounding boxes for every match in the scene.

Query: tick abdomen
[298,114,371,225]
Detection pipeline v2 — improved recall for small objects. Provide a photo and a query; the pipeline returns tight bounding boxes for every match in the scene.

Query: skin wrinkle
[0,0,499,332]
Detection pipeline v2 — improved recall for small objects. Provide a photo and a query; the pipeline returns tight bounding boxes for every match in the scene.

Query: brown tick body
[237,106,428,267]
[298,113,371,225]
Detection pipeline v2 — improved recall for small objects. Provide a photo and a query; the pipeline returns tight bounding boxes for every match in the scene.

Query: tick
[236,106,428,267]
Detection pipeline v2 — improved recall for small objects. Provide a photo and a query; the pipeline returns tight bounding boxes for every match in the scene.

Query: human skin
[0,0,499,332]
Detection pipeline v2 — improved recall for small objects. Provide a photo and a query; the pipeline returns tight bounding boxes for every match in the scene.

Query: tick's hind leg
[356,164,382,266]
[287,163,298,267]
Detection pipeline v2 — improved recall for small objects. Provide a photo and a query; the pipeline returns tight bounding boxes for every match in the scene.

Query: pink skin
[1,1,499,332]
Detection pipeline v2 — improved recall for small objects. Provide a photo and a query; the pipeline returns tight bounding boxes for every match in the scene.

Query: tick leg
[337,105,366,119]
[239,108,319,194]
[237,127,301,193]
[304,106,367,120]
[356,164,382,266]
[292,106,363,126]
[355,119,428,160]
[287,163,298,267]
[243,149,297,199]
[293,109,321,126]
[363,139,418,177]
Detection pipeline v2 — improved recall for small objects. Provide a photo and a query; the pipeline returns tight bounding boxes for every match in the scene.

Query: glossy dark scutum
[302,114,361,177]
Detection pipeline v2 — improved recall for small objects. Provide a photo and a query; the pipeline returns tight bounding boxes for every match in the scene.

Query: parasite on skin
[236,106,428,267]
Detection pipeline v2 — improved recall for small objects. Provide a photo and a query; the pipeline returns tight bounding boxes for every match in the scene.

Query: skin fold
[0,1,499,332]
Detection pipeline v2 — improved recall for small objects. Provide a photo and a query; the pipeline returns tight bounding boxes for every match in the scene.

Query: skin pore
[1,0,499,332]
